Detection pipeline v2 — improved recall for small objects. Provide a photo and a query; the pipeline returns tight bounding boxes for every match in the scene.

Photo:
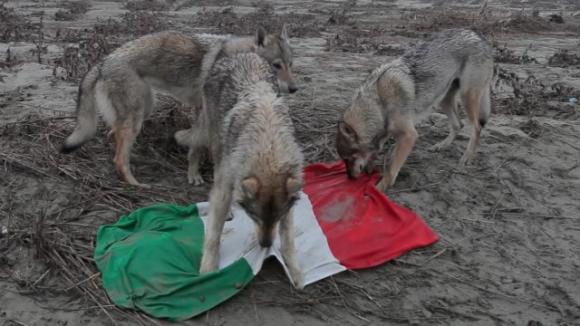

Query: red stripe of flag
[303,161,439,269]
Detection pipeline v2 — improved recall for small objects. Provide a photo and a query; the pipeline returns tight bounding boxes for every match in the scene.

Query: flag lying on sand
[94,161,438,321]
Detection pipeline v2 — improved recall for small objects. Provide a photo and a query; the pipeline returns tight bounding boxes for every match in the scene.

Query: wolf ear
[256,27,267,47]
[286,176,302,194]
[241,177,260,199]
[280,24,289,41]
[338,121,357,141]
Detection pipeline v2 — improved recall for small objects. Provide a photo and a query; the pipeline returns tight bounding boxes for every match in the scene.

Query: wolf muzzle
[259,237,273,248]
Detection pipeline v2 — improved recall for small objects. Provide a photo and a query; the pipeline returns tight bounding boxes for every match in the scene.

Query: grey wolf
[336,28,493,192]
[194,53,304,289]
[59,26,296,187]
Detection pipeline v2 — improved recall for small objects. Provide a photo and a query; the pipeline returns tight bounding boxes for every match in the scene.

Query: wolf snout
[288,85,298,93]
[357,162,365,174]
[259,237,273,248]
[345,164,356,179]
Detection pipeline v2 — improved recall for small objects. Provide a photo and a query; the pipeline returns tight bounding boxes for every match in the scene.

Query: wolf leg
[279,207,304,289]
[431,83,462,151]
[200,176,232,273]
[459,88,484,166]
[377,119,417,192]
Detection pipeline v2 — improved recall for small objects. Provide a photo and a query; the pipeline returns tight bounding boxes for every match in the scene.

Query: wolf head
[237,174,302,247]
[336,119,388,179]
[255,25,298,94]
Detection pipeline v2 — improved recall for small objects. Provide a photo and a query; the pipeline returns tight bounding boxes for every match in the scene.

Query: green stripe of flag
[94,203,254,321]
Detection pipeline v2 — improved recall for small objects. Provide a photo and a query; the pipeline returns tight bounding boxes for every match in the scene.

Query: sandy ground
[1,0,580,325]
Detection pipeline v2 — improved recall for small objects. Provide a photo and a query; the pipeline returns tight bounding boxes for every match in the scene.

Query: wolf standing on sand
[192,52,305,289]
[59,26,296,187]
[336,28,494,191]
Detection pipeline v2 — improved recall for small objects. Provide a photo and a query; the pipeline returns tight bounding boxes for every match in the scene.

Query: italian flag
[95,161,438,321]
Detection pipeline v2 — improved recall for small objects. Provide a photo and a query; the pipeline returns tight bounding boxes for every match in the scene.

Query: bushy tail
[60,67,100,153]
[478,85,491,128]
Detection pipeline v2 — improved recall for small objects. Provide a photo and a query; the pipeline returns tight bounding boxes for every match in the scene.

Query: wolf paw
[286,262,304,290]
[429,141,450,152]
[285,257,304,290]
[376,176,392,193]
[174,129,192,147]
[291,272,305,290]
[188,173,205,186]
[126,179,151,189]
[459,152,473,167]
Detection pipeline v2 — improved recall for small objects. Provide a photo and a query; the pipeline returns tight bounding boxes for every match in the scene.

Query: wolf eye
[247,213,261,225]
[237,200,249,210]
[282,195,300,212]
[273,62,282,69]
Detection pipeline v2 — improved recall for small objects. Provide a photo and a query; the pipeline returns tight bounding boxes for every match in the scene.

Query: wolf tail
[60,66,100,153]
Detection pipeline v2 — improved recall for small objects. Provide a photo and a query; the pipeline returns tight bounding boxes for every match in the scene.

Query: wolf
[59,26,296,187]
[193,52,304,289]
[336,28,493,192]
